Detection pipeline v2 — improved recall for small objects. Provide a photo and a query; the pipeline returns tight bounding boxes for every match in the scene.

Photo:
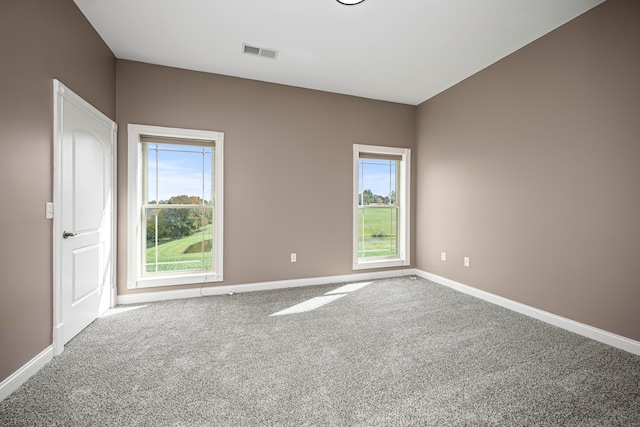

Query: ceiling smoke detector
[337,0,365,5]
[242,43,279,60]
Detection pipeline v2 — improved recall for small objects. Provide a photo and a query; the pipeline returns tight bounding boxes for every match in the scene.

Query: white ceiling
[74,0,605,106]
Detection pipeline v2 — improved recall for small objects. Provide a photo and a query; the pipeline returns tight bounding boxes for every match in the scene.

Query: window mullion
[154,209,159,273]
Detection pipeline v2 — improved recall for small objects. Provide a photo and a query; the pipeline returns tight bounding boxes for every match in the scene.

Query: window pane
[145,207,214,273]
[358,156,399,259]
[358,158,397,206]
[147,144,213,204]
[358,206,398,258]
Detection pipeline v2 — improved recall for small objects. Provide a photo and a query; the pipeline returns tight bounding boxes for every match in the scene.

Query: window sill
[128,272,223,289]
[353,258,409,270]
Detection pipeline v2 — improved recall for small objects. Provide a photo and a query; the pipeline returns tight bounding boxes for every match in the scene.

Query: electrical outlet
[441,252,447,261]
[290,253,297,263]
[464,257,470,267]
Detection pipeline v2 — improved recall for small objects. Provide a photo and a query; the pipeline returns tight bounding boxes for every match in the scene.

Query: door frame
[52,79,117,356]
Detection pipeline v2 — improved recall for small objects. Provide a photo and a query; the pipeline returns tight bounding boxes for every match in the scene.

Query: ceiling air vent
[242,43,279,60]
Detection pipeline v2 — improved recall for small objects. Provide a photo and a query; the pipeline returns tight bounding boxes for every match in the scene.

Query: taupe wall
[416,0,640,341]
[0,1,116,382]
[2,0,637,390]
[116,60,417,295]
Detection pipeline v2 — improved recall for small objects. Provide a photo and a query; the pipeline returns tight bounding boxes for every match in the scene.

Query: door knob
[63,231,77,239]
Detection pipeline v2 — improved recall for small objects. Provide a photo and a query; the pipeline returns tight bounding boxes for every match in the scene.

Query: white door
[53,80,116,354]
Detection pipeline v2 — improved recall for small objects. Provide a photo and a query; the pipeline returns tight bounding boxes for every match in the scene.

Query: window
[128,124,224,288]
[353,144,410,270]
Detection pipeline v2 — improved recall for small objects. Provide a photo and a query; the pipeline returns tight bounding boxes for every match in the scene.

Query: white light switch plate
[45,202,54,219]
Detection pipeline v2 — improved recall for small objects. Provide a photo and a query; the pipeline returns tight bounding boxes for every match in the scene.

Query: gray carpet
[1,277,639,426]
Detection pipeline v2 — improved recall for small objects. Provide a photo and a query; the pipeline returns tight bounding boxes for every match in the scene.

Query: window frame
[127,124,224,289]
[353,144,410,270]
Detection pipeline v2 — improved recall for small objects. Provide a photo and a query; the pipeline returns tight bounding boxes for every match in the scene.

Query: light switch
[45,202,54,219]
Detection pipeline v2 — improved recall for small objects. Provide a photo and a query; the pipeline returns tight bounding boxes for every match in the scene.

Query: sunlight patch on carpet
[324,281,372,295]
[270,281,372,316]
[99,305,149,318]
[270,295,346,316]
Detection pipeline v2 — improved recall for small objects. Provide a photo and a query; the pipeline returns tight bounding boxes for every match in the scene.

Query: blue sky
[147,144,212,203]
[146,146,395,203]
[359,159,396,197]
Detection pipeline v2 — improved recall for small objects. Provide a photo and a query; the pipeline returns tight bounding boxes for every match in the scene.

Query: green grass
[146,225,214,273]
[145,208,397,271]
[358,206,398,258]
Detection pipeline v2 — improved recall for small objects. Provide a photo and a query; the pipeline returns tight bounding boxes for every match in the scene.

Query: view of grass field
[146,225,214,273]
[145,205,397,273]
[144,206,396,272]
[358,206,398,258]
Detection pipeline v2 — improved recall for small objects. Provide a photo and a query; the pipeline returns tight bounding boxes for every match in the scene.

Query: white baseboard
[117,269,418,305]
[415,270,640,356]
[0,346,54,402]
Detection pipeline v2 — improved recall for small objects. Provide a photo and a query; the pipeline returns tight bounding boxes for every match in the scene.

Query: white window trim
[127,124,224,289]
[353,144,410,270]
